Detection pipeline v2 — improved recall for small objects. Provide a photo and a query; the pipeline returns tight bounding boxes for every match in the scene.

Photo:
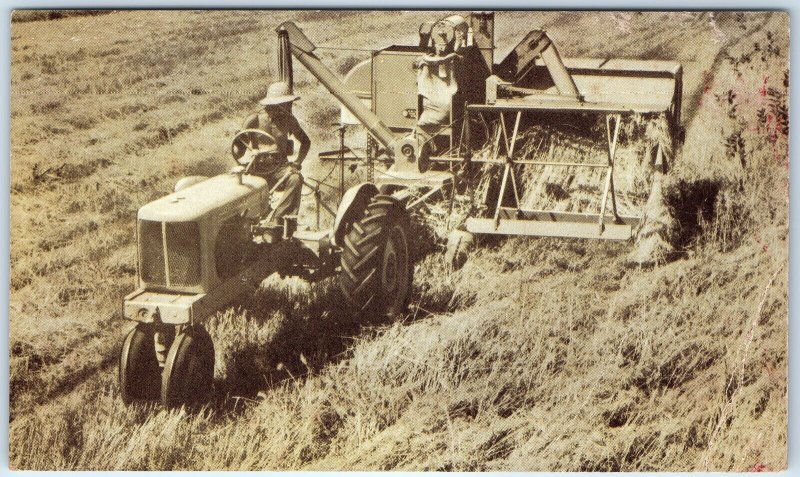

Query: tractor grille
[165,222,201,286]
[138,220,201,287]
[139,220,165,284]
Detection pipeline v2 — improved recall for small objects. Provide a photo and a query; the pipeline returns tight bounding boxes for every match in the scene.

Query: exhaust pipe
[277,28,293,93]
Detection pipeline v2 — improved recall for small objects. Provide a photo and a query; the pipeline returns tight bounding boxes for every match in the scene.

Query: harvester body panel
[339,59,372,125]
[373,47,427,131]
[341,44,491,140]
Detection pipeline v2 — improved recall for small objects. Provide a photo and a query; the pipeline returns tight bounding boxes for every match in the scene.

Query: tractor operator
[242,81,311,226]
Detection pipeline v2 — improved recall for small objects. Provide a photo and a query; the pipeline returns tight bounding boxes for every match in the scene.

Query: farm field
[8,10,788,470]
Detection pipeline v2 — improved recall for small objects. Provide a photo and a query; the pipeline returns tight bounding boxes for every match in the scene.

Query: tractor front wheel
[161,325,215,408]
[339,195,412,318]
[119,323,161,404]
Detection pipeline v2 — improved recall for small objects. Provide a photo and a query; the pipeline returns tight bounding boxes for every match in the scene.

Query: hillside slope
[9,11,788,470]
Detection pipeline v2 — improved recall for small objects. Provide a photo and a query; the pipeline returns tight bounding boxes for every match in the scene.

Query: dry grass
[9,10,788,471]
[9,238,787,470]
[12,10,113,23]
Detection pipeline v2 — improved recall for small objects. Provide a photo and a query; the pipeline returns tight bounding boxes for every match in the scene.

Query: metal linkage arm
[597,114,622,234]
[493,111,522,228]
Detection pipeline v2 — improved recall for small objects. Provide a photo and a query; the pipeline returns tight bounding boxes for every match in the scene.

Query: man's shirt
[242,110,305,178]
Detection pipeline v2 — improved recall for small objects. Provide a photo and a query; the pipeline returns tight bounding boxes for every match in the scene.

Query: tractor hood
[138,173,268,222]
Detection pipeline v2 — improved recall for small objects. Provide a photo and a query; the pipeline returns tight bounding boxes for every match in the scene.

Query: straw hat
[259,82,300,106]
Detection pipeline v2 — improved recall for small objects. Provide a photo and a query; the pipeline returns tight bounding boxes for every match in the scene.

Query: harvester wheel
[119,323,161,404]
[339,195,412,318]
[161,325,215,408]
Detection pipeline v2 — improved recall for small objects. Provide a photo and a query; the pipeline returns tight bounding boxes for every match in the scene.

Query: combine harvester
[323,13,682,242]
[119,12,682,407]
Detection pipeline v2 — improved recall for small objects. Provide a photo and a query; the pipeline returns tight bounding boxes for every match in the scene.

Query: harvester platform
[442,36,681,242]
[466,209,640,241]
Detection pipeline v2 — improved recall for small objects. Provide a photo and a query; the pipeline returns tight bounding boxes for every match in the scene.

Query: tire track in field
[10,314,127,421]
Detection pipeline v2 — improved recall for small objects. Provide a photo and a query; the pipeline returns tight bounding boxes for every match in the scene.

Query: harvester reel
[231,129,277,166]
[339,195,412,318]
[161,325,215,408]
[119,323,161,403]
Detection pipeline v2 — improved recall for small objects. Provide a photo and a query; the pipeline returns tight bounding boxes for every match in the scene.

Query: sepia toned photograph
[8,9,789,471]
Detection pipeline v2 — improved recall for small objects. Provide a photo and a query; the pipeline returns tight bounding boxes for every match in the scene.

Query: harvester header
[283,12,682,240]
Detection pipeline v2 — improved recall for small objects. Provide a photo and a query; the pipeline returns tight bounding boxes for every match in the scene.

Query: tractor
[119,12,683,407]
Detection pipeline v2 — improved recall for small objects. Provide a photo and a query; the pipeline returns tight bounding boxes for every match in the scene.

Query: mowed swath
[9,11,788,470]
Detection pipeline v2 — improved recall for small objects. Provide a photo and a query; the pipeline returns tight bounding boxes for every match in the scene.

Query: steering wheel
[231,129,278,166]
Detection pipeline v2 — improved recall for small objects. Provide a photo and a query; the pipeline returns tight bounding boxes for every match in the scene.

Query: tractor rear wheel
[161,325,215,408]
[339,195,412,318]
[119,323,161,404]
